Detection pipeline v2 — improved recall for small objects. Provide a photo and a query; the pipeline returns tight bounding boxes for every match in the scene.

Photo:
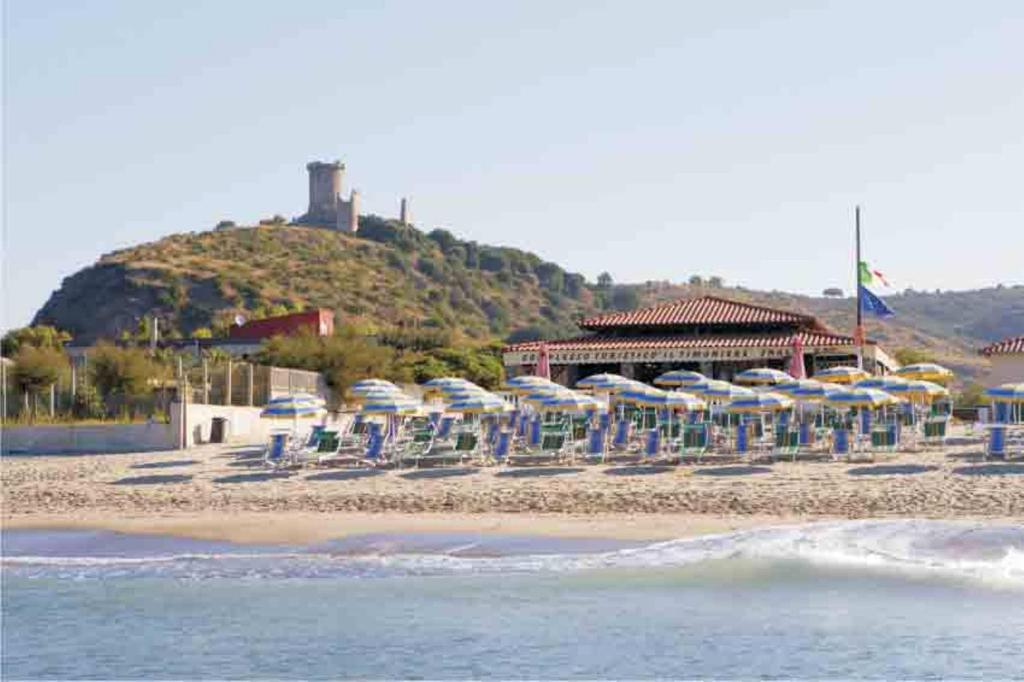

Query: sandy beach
[3,433,1022,544]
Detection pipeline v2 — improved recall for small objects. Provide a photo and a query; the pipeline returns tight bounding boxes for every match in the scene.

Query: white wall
[175,403,351,448]
[990,356,1024,386]
[1,422,178,455]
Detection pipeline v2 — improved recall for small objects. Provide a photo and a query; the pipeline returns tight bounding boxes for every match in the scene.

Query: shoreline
[2,511,812,545]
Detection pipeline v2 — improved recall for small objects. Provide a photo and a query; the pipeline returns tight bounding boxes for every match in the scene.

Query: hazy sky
[4,0,1023,330]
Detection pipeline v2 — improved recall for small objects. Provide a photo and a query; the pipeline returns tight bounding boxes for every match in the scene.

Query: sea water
[3,520,1023,679]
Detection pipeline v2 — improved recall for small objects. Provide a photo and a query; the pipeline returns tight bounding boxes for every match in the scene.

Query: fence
[1,355,327,423]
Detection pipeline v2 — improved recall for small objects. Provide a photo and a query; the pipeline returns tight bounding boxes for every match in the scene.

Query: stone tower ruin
[300,160,359,233]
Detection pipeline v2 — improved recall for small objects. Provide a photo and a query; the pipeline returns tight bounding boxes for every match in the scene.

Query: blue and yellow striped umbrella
[520,386,575,405]
[734,368,794,386]
[693,380,755,402]
[813,366,870,385]
[774,379,823,397]
[503,376,558,394]
[360,395,421,415]
[985,383,1024,403]
[623,389,706,411]
[854,376,911,391]
[261,395,324,419]
[825,387,899,409]
[350,387,409,404]
[446,395,507,414]
[439,387,492,403]
[266,392,326,407]
[537,393,606,413]
[575,373,631,391]
[790,381,844,401]
[888,380,949,402]
[618,386,669,405]
[725,391,794,413]
[894,363,955,384]
[653,370,707,388]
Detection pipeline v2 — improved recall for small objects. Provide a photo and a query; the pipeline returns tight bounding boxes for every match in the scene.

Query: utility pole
[855,206,864,370]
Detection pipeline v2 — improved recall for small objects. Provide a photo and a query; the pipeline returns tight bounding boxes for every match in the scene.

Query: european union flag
[859,284,895,318]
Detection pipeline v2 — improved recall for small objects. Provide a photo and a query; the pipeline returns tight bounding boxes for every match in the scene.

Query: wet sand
[3,431,1021,544]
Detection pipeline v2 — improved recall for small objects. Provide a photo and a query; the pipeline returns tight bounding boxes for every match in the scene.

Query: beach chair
[679,423,710,463]
[772,427,800,461]
[923,417,949,448]
[291,425,326,466]
[360,432,386,466]
[401,428,436,468]
[832,428,850,460]
[263,432,291,469]
[986,426,1007,460]
[316,430,356,466]
[610,419,633,452]
[509,432,566,466]
[490,430,512,465]
[578,426,607,463]
[869,424,898,456]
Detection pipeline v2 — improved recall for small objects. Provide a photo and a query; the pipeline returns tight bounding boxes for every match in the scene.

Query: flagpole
[855,205,864,370]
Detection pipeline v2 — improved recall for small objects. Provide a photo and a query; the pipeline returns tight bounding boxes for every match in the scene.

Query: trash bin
[210,417,228,444]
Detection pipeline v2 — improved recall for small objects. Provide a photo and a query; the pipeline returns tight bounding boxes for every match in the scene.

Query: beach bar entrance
[503,295,896,386]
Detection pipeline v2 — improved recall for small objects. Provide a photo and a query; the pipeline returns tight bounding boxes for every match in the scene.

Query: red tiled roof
[504,330,864,354]
[579,295,816,330]
[980,336,1024,356]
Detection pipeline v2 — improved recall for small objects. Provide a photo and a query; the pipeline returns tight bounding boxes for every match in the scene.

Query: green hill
[32,218,600,344]
[32,217,1024,384]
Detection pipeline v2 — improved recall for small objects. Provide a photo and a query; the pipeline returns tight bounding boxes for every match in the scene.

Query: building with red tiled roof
[979,335,1024,385]
[504,295,896,385]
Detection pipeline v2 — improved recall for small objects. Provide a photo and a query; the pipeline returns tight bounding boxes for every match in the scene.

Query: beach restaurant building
[503,295,896,386]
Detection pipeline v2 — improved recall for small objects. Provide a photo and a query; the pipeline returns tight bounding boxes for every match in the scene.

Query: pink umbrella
[535,342,551,380]
[788,335,806,380]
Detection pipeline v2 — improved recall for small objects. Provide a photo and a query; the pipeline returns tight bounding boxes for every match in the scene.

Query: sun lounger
[923,417,949,447]
[679,423,710,462]
[577,426,608,463]
[508,432,566,466]
[263,432,291,469]
[987,425,1007,460]
[400,429,436,467]
[490,430,512,465]
[772,427,800,461]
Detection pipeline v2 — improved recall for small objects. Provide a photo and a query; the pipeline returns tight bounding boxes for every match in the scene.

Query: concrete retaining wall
[1,422,178,455]
[176,403,350,448]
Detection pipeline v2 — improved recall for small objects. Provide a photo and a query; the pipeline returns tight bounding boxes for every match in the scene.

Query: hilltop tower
[337,190,359,234]
[304,161,344,225]
[400,197,411,226]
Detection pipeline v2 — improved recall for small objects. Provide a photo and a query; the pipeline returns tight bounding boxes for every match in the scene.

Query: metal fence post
[247,363,254,406]
[226,360,233,406]
[202,358,209,404]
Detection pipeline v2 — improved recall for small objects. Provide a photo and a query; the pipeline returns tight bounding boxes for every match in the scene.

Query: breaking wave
[4,520,1023,587]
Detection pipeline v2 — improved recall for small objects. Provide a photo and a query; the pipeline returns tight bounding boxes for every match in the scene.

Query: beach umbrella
[725,391,794,413]
[693,380,755,402]
[360,394,421,415]
[520,386,575,405]
[825,387,899,409]
[576,373,631,391]
[813,366,869,384]
[734,367,793,386]
[789,381,845,401]
[439,387,493,402]
[854,376,911,391]
[446,394,507,414]
[895,363,955,383]
[774,379,823,397]
[652,369,707,388]
[260,394,324,419]
[351,378,398,392]
[349,387,409,404]
[625,390,706,411]
[618,386,669,404]
[985,383,1024,402]
[888,380,949,402]
[503,375,558,394]
[537,392,606,413]
[423,377,473,389]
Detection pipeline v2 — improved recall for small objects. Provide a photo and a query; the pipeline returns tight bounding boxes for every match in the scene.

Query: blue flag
[859,284,895,318]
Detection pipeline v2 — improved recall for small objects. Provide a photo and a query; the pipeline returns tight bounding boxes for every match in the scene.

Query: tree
[89,342,163,415]
[2,325,71,357]
[11,346,67,419]
[707,276,724,288]
[822,288,844,298]
[597,272,613,289]
[688,275,704,286]
[193,327,214,339]
[610,286,640,311]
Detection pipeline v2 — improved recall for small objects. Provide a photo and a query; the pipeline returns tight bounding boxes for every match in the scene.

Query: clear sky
[4,0,1023,330]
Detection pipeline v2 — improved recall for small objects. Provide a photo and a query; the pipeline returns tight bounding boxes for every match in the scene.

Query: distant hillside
[33,218,600,344]
[32,217,1023,384]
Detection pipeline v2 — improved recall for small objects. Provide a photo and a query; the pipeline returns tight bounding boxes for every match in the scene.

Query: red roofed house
[229,308,334,341]
[980,335,1024,385]
[503,295,896,386]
